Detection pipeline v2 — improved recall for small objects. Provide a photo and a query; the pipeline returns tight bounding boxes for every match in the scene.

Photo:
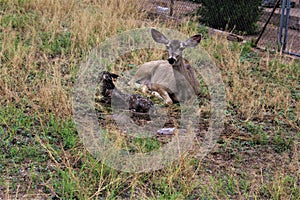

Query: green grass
[0,0,299,199]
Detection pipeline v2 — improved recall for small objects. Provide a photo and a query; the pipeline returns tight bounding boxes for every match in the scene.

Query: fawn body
[97,71,154,113]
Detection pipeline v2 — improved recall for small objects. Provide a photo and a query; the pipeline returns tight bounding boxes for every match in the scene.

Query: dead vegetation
[0,0,299,199]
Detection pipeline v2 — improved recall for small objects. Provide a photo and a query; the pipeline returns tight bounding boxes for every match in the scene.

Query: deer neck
[172,56,200,95]
[172,57,188,78]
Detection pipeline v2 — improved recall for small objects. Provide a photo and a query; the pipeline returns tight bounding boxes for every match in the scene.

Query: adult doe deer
[130,29,201,104]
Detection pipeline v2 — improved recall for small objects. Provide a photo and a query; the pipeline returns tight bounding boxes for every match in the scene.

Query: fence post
[278,0,287,49]
[283,0,291,51]
[170,0,174,16]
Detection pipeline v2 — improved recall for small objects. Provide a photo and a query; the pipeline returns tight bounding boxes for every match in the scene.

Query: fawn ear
[151,28,169,44]
[99,71,106,79]
[110,73,119,79]
[103,73,111,81]
[182,35,202,48]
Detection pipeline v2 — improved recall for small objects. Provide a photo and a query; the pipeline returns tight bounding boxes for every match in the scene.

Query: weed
[244,121,268,145]
[273,132,292,153]
[0,0,299,199]
[39,31,72,56]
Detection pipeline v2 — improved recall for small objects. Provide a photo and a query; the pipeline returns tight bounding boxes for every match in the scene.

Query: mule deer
[96,71,154,113]
[130,29,201,104]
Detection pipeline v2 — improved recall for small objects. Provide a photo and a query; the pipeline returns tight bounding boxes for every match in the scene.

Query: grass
[0,0,299,199]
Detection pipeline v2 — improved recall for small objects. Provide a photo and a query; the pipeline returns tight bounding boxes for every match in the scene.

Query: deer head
[151,28,202,65]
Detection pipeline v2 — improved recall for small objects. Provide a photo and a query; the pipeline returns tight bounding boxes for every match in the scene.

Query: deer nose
[168,57,176,64]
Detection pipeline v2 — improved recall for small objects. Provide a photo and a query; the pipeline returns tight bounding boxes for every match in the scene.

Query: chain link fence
[140,0,199,18]
[257,0,300,56]
[140,0,300,56]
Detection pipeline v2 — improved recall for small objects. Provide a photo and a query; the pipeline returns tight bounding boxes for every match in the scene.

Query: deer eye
[179,43,185,50]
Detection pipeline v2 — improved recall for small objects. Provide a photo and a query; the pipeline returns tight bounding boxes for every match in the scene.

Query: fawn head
[99,71,119,96]
[151,28,202,65]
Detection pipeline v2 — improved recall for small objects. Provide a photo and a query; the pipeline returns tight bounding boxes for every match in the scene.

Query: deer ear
[151,28,169,44]
[182,34,202,48]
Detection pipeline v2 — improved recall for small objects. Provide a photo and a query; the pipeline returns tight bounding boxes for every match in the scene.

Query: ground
[0,0,299,199]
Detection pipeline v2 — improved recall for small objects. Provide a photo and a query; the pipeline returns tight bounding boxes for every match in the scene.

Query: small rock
[157,128,175,135]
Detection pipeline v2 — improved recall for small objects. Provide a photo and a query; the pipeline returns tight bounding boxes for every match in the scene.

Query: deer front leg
[141,85,163,100]
[131,80,173,104]
[141,84,149,94]
[150,83,173,104]
[139,82,162,99]
[161,90,173,105]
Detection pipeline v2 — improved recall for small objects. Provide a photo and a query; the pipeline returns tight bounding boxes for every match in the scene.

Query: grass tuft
[0,0,299,199]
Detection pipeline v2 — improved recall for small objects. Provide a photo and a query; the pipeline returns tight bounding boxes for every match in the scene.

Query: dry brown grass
[204,34,298,123]
[0,0,159,118]
[0,0,299,199]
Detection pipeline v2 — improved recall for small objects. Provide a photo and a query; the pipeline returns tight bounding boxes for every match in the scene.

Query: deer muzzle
[167,57,177,65]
